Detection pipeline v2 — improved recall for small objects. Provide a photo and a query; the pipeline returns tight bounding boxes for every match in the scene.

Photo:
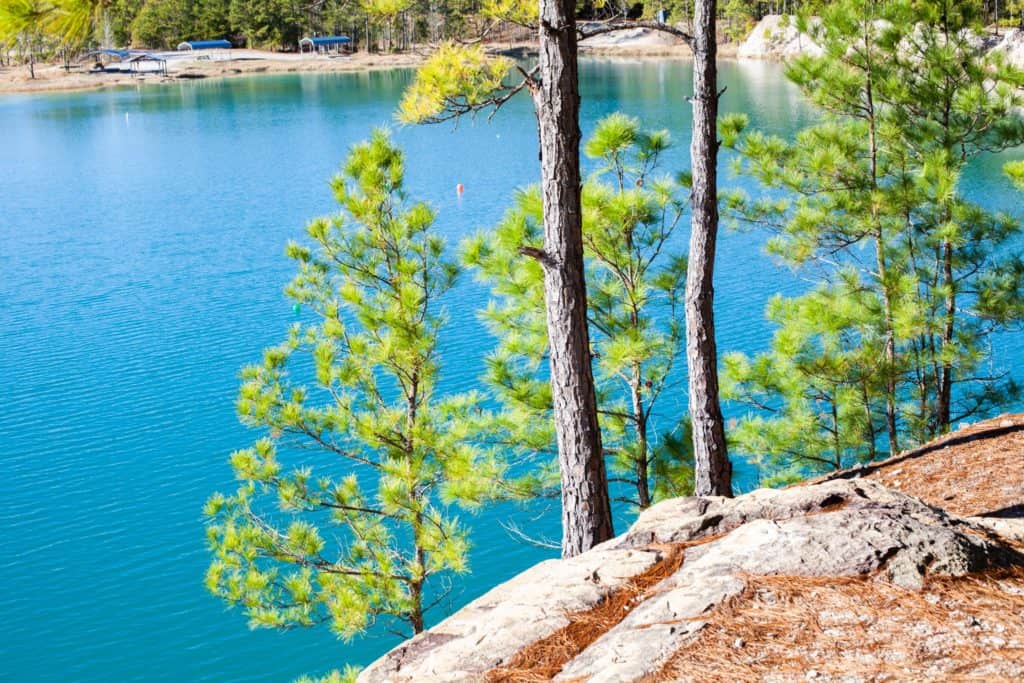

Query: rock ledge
[359,478,1022,682]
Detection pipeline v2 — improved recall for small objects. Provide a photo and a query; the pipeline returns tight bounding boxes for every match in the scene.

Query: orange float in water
[456,183,464,195]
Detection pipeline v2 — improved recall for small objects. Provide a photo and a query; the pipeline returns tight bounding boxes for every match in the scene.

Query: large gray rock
[992,28,1024,69]
[358,479,1022,683]
[358,547,662,682]
[737,15,823,60]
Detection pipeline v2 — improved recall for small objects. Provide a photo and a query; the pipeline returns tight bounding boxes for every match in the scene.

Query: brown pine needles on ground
[648,568,1024,682]
[485,546,687,682]
[853,415,1024,519]
[482,415,1024,682]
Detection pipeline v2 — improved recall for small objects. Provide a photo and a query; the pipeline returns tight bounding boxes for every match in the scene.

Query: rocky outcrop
[992,28,1024,69]
[737,15,823,60]
[358,478,1023,682]
[737,14,1012,63]
[358,547,662,682]
[578,26,689,54]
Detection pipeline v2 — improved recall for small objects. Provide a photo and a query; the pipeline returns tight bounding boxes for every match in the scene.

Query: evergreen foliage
[722,0,1024,483]
[397,42,514,124]
[465,114,694,509]
[205,130,506,639]
[293,667,360,683]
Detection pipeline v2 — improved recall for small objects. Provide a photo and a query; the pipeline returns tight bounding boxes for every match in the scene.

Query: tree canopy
[722,0,1024,483]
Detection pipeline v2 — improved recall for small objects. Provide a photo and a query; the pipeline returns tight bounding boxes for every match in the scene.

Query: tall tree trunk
[686,0,732,497]
[937,240,955,431]
[863,16,900,457]
[533,0,614,557]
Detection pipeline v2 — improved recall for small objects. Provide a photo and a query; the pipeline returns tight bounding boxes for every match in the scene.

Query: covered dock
[84,48,131,72]
[299,36,352,55]
[128,53,167,76]
[84,49,165,75]
[176,39,232,51]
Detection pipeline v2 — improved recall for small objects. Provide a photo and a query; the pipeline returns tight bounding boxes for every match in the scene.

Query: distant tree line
[0,0,525,61]
[0,0,896,73]
[124,0,503,51]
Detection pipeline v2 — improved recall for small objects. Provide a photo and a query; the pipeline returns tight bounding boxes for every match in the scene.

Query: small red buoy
[456,183,464,195]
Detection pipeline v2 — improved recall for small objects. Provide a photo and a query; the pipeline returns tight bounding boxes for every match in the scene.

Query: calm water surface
[1,59,1021,682]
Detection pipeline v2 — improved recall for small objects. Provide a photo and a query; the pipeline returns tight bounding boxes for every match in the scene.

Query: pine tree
[722,0,1024,478]
[398,3,697,553]
[688,0,733,497]
[465,113,694,510]
[204,131,505,639]
[398,3,616,558]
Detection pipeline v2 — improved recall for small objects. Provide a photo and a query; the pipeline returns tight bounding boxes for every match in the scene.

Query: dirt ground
[653,568,1024,682]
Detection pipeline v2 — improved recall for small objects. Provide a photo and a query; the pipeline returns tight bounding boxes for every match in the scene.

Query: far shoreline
[0,40,743,97]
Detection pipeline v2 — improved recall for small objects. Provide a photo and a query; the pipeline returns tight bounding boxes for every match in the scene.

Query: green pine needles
[722,0,1024,484]
[204,130,506,640]
[465,113,694,509]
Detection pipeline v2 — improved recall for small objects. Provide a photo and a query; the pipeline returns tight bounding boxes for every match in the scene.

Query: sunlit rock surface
[359,476,1023,682]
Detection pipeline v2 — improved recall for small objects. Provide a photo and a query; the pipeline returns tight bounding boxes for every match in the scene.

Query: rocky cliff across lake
[737,15,823,60]
[359,414,1024,682]
[737,14,1024,63]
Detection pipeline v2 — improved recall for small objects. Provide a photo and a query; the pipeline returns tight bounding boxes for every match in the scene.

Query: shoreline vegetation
[0,34,735,95]
[7,18,1023,96]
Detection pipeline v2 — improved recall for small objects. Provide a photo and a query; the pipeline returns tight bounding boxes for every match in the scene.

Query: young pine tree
[204,130,504,640]
[722,277,889,485]
[722,0,1024,480]
[465,114,694,510]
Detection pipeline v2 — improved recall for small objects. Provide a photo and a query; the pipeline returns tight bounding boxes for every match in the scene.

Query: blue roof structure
[299,35,352,48]
[87,48,132,59]
[176,40,232,50]
[304,36,352,46]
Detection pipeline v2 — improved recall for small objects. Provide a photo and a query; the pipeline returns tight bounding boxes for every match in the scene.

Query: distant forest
[1,0,1020,59]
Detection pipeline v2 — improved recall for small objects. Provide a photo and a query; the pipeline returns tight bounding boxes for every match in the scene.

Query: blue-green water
[1,59,1021,682]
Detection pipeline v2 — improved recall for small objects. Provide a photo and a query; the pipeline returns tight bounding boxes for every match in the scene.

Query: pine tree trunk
[408,574,425,634]
[937,240,955,432]
[534,0,614,558]
[687,0,732,498]
[865,58,900,457]
[630,371,651,508]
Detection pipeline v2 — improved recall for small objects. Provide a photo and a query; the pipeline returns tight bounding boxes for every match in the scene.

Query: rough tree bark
[686,0,733,497]
[530,0,615,557]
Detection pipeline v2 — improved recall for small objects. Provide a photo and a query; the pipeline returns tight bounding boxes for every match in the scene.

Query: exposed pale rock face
[358,547,663,682]
[736,15,997,62]
[358,479,1022,683]
[579,27,683,50]
[737,15,823,60]
[992,28,1024,69]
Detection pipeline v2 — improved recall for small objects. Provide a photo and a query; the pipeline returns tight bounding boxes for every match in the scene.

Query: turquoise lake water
[2,59,1022,682]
